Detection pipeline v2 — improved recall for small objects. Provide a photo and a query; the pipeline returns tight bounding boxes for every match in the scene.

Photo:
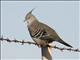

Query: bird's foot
[37,44,42,48]
[37,44,45,48]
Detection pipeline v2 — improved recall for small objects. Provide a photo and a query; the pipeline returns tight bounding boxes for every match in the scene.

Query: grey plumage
[24,9,72,48]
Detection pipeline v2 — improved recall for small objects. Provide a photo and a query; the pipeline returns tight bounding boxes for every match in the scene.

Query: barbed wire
[0,36,80,52]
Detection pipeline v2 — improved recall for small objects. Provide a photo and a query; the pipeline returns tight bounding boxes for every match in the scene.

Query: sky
[1,1,80,60]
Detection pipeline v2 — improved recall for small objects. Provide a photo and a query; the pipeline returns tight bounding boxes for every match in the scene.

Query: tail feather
[58,39,73,48]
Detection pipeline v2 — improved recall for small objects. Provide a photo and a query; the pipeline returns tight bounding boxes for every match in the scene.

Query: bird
[24,9,72,48]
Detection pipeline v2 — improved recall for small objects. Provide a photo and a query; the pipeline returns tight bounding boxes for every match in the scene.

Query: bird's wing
[39,22,61,42]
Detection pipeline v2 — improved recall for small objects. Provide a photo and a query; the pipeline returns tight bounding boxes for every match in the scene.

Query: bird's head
[24,8,36,24]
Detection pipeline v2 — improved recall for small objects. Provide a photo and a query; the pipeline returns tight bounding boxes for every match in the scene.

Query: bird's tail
[41,44,52,60]
[58,39,73,48]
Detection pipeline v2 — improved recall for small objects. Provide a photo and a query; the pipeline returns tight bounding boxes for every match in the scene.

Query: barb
[0,36,80,52]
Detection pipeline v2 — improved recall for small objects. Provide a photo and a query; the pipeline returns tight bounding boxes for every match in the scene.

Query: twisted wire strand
[0,36,80,52]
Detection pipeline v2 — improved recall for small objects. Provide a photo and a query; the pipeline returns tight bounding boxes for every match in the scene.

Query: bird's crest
[27,8,35,15]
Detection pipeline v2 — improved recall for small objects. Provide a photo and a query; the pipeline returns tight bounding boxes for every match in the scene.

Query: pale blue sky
[1,1,79,60]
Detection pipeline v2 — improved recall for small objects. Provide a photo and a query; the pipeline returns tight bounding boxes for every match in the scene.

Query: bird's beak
[24,19,27,22]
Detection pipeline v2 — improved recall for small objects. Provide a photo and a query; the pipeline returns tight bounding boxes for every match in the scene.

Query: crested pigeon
[24,9,72,48]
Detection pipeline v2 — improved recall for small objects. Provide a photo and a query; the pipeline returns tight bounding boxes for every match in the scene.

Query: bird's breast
[28,22,42,37]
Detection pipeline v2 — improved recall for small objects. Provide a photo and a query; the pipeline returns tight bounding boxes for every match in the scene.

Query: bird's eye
[28,16,30,19]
